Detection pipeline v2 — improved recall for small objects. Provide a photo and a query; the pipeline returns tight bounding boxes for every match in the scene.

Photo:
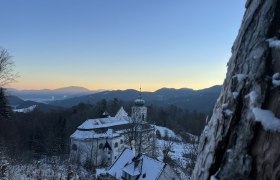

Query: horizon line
[5,84,222,92]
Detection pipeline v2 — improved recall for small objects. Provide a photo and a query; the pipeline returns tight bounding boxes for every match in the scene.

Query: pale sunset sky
[1,0,245,91]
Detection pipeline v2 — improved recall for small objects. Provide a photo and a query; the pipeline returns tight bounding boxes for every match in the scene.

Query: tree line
[0,47,207,161]
[0,97,207,161]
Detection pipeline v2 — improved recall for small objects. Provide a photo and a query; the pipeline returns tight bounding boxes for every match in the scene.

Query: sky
[0,0,245,91]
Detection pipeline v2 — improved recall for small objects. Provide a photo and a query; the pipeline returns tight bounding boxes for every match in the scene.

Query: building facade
[70,97,155,167]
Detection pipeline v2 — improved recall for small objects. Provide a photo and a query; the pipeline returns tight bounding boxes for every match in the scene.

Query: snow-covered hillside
[153,125,198,179]
[0,157,95,180]
[13,105,37,113]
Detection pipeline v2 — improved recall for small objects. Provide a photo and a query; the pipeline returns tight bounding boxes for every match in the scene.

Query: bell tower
[131,87,147,124]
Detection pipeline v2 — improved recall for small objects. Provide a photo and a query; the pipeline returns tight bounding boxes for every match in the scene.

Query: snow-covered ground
[1,125,198,180]
[153,125,198,179]
[0,158,95,180]
[152,125,182,141]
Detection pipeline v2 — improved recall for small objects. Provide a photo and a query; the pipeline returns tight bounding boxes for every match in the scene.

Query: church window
[99,143,103,149]
[115,142,118,148]
[72,144,77,151]
[120,139,123,144]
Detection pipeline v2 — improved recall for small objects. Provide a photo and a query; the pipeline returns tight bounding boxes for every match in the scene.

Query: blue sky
[0,0,245,91]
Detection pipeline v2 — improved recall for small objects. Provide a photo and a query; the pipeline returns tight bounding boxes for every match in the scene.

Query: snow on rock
[272,73,280,87]
[223,109,233,117]
[245,91,259,108]
[222,103,233,117]
[267,38,280,49]
[233,74,248,82]
[232,92,239,99]
[222,103,229,109]
[252,108,280,132]
[210,175,218,180]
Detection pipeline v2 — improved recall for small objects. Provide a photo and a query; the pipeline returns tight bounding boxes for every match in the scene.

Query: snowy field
[153,125,198,179]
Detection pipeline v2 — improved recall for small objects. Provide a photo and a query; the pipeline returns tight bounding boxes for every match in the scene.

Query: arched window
[72,144,77,151]
[99,143,103,149]
[120,139,123,144]
[114,142,118,148]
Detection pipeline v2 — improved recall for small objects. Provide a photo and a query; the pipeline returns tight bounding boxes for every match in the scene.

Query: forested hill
[49,85,222,112]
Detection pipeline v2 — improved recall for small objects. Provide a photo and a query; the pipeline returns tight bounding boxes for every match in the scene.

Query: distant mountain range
[5,86,99,102]
[49,85,222,112]
[7,95,60,112]
[6,85,222,113]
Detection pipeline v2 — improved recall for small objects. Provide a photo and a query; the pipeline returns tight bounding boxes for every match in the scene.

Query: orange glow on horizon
[8,80,223,92]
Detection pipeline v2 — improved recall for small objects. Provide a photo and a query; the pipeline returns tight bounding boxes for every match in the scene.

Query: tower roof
[134,86,145,106]
[134,98,145,106]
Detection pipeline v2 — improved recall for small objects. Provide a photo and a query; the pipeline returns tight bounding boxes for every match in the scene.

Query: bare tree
[162,141,174,164]
[0,48,18,87]
[183,140,198,176]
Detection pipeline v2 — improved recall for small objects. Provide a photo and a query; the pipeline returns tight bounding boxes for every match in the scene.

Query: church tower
[131,88,147,124]
[131,88,148,153]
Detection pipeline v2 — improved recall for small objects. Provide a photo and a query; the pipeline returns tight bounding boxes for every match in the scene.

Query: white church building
[70,96,155,167]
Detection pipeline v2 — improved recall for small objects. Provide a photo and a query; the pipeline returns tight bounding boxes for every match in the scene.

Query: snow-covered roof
[70,130,95,139]
[107,149,135,178]
[115,107,128,117]
[108,148,166,180]
[70,129,120,140]
[122,161,141,176]
[78,116,130,130]
[77,107,130,130]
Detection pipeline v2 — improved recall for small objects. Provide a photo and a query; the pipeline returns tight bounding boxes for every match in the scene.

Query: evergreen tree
[0,88,9,120]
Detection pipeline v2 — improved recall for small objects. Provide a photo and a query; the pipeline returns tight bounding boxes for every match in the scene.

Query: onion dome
[134,98,145,106]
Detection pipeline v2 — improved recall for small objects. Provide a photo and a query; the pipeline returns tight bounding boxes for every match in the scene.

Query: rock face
[192,0,280,179]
